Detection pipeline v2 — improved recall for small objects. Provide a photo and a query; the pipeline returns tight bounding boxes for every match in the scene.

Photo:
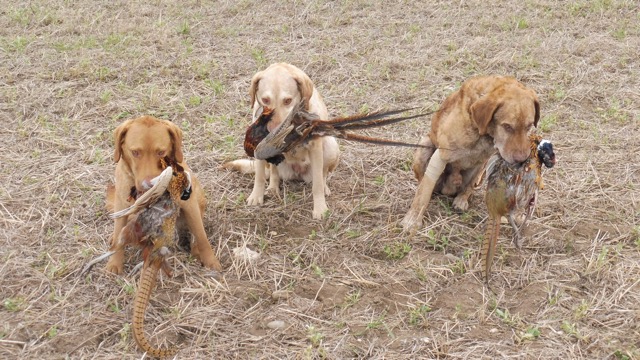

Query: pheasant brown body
[481,134,555,283]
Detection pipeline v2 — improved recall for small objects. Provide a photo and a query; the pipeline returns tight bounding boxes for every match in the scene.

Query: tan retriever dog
[224,63,340,219]
[105,116,223,274]
[401,76,540,231]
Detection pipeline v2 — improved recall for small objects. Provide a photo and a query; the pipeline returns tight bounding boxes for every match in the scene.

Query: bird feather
[110,166,173,219]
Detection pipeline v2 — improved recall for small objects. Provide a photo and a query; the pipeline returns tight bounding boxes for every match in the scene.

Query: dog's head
[470,79,540,164]
[113,116,184,194]
[249,62,314,132]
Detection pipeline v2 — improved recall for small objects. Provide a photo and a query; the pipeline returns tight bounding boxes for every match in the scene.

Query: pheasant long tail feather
[326,109,432,130]
[481,215,501,284]
[132,260,178,358]
[324,107,419,127]
[337,132,430,148]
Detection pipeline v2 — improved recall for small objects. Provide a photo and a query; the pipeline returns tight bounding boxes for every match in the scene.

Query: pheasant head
[160,157,192,202]
[536,139,556,169]
[244,106,275,158]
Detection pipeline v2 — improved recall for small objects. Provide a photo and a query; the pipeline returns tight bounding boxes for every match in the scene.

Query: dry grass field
[1,0,639,359]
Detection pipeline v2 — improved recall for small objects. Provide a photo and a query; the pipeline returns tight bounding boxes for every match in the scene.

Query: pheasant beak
[159,246,171,256]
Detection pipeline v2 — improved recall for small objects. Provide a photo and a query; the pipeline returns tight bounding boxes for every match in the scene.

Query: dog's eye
[261,97,270,105]
[283,98,292,106]
[131,150,141,158]
[157,150,166,157]
[502,124,514,133]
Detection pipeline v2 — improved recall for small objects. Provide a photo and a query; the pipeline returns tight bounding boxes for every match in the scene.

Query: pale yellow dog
[225,63,340,219]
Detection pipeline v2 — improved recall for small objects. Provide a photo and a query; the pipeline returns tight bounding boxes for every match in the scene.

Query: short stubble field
[1,1,639,359]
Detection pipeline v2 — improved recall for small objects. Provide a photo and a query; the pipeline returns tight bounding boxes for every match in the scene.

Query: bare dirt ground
[1,0,639,359]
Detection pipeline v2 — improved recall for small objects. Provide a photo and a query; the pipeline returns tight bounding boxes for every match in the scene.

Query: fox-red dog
[402,76,541,232]
[106,116,222,274]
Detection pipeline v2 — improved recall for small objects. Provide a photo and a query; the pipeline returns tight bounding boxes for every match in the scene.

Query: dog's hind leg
[412,135,436,181]
[402,149,447,232]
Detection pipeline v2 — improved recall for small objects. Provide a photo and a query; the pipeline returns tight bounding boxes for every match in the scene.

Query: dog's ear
[113,120,132,163]
[532,94,540,128]
[249,71,263,108]
[286,66,314,110]
[294,76,313,109]
[164,121,184,163]
[470,96,502,136]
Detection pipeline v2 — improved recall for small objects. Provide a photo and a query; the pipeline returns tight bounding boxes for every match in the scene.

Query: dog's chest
[452,135,495,169]
[278,145,312,181]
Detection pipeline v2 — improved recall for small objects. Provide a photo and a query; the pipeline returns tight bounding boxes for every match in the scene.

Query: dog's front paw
[191,241,223,272]
[105,257,124,275]
[452,196,469,211]
[266,184,280,198]
[200,252,223,272]
[400,212,423,233]
[247,190,264,206]
[312,203,329,219]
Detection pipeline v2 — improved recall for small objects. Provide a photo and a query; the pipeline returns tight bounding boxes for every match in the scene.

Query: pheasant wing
[253,101,308,160]
[110,166,173,219]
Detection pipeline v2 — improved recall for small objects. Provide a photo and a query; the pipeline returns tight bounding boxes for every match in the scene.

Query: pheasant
[481,134,555,283]
[245,101,432,164]
[81,157,191,357]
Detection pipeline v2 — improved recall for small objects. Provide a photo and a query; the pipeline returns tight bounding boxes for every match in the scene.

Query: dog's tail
[221,159,256,174]
[220,159,271,178]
